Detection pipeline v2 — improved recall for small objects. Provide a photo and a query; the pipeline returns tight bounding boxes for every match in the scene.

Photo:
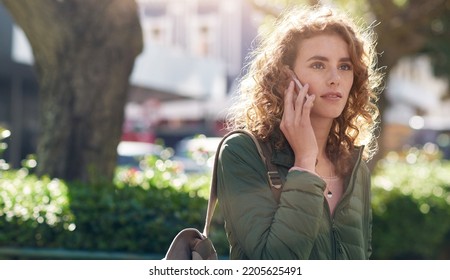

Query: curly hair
[227,5,383,176]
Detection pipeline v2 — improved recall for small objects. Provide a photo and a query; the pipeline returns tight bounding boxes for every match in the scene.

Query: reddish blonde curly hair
[227,5,383,176]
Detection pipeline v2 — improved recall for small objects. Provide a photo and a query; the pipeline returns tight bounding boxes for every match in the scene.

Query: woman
[216,5,383,259]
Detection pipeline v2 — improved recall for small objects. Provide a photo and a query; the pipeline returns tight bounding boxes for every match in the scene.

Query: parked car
[117,141,164,169]
[173,136,222,174]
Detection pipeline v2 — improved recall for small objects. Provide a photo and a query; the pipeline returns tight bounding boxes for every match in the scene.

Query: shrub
[371,146,450,259]
[0,155,229,258]
[0,127,11,171]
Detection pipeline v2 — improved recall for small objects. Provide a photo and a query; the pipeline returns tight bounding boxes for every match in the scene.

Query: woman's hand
[280,81,318,171]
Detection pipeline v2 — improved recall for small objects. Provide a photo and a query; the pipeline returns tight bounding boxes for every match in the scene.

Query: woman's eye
[311,63,325,69]
[339,64,353,71]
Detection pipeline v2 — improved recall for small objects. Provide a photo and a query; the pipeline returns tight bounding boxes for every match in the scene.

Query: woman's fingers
[283,81,312,120]
[293,83,309,119]
[296,82,308,102]
[301,94,315,121]
[283,81,295,117]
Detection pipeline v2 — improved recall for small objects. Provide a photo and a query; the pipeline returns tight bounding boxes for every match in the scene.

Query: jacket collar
[271,143,295,168]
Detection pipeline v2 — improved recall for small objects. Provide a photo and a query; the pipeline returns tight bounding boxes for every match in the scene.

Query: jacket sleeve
[367,198,373,259]
[362,162,373,259]
[217,133,326,259]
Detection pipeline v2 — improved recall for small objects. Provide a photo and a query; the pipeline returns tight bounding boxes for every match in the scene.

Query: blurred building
[129,0,261,147]
[0,6,39,168]
[383,55,450,158]
[0,0,261,166]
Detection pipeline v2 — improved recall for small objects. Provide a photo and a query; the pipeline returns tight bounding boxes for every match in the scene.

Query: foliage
[371,146,450,259]
[0,153,229,258]
[423,5,450,80]
[251,0,376,43]
[0,127,11,171]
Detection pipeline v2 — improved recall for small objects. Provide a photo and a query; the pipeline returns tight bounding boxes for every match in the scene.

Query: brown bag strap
[259,139,283,202]
[203,129,283,236]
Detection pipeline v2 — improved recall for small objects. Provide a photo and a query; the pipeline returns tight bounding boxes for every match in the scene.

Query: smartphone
[289,70,313,103]
[291,73,303,91]
[286,67,303,92]
[284,65,304,93]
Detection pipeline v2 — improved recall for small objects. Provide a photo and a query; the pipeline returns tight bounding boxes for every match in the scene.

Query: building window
[141,17,172,46]
[190,15,217,58]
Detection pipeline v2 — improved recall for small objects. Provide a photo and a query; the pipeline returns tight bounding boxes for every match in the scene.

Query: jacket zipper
[324,203,337,259]
[327,147,364,259]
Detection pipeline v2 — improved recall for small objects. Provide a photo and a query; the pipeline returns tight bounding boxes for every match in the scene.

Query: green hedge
[371,148,450,259]
[1,146,450,259]
[0,156,229,258]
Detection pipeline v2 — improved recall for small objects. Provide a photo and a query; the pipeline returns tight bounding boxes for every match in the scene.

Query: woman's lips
[320,92,342,100]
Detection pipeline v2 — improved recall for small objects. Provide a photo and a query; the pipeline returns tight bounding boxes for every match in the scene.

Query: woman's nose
[327,69,340,87]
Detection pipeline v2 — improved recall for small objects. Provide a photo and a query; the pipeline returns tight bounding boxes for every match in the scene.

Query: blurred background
[0,0,449,260]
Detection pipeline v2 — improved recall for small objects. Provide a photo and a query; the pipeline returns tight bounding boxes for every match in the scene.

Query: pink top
[289,166,344,215]
[322,175,344,215]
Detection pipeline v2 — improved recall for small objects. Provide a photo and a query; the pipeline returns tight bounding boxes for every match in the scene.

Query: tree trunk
[1,0,143,183]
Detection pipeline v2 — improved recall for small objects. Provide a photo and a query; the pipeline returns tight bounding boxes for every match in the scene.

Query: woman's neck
[311,117,333,160]
[311,117,338,179]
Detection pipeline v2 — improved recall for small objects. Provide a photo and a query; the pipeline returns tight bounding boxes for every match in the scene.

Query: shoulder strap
[202,129,282,236]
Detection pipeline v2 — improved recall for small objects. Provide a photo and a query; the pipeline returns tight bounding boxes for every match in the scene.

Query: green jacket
[216,132,372,259]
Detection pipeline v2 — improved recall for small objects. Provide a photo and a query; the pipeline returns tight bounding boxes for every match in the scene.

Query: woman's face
[292,33,354,120]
